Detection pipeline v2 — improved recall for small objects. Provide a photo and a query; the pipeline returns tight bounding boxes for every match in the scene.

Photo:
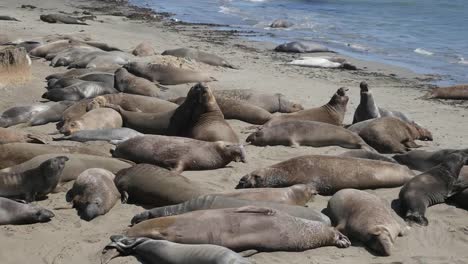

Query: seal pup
[274,41,333,53]
[126,206,351,251]
[66,168,120,221]
[0,156,69,202]
[422,84,468,100]
[0,197,54,225]
[112,135,246,172]
[236,155,415,194]
[167,83,239,143]
[59,108,122,135]
[0,103,54,127]
[327,189,408,256]
[132,41,155,57]
[246,120,374,151]
[0,128,50,144]
[130,195,330,226]
[393,148,468,171]
[398,152,468,226]
[54,128,142,144]
[162,48,237,68]
[263,88,349,127]
[124,62,216,85]
[348,117,432,154]
[101,235,250,264]
[114,164,213,206]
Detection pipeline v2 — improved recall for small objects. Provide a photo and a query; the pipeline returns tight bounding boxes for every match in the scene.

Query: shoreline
[0,0,468,263]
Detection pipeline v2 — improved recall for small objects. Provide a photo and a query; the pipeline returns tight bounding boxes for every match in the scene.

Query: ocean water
[130,0,468,85]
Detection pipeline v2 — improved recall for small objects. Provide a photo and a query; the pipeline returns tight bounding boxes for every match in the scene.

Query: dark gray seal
[42,81,118,101]
[0,103,57,127]
[54,128,143,144]
[393,148,468,171]
[274,41,333,53]
[0,197,54,225]
[40,14,88,25]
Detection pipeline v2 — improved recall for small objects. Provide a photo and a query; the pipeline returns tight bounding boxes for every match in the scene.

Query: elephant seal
[124,62,216,85]
[59,108,122,135]
[353,81,381,124]
[270,19,294,28]
[55,128,143,144]
[172,95,272,125]
[162,48,237,69]
[42,81,118,101]
[274,41,333,53]
[0,197,54,225]
[214,89,303,113]
[47,73,114,89]
[132,41,155,56]
[339,150,398,163]
[40,14,88,25]
[28,101,74,126]
[112,135,246,172]
[114,164,214,206]
[102,235,250,264]
[1,153,132,183]
[264,88,349,127]
[167,83,239,143]
[49,46,101,67]
[399,152,468,225]
[66,168,120,221]
[0,103,55,127]
[46,67,115,80]
[0,156,69,202]
[246,120,374,151]
[236,155,415,194]
[348,117,432,154]
[422,84,468,100]
[0,128,50,144]
[126,206,351,251]
[29,39,74,58]
[131,195,329,226]
[327,189,408,256]
[0,16,20,21]
[393,148,468,171]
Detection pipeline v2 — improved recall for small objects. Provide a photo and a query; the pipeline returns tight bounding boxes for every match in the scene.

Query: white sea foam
[414,48,433,56]
[458,57,468,65]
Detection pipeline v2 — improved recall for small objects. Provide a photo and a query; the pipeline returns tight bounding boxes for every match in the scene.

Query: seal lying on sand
[339,149,398,163]
[28,101,74,126]
[327,189,408,256]
[246,120,374,151]
[59,108,122,135]
[348,117,433,154]
[132,41,155,57]
[274,41,333,53]
[40,14,88,25]
[114,164,214,206]
[263,88,349,127]
[167,83,239,143]
[42,81,118,101]
[422,84,468,100]
[102,235,250,264]
[0,156,68,202]
[0,197,54,225]
[393,148,468,171]
[162,48,237,68]
[66,168,120,221]
[0,102,62,127]
[55,128,142,144]
[0,128,50,144]
[236,155,415,194]
[112,135,246,172]
[399,152,468,226]
[126,206,351,251]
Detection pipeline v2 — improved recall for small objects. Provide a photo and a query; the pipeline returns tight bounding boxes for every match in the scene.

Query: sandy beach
[0,0,467,263]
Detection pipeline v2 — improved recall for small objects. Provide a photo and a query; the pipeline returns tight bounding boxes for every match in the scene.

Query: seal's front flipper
[235,206,276,216]
[101,248,120,264]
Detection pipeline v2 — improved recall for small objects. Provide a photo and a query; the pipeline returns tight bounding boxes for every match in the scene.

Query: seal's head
[32,207,55,223]
[246,128,266,146]
[330,87,349,107]
[78,198,104,221]
[412,122,433,141]
[367,225,394,256]
[360,81,369,93]
[217,142,246,163]
[41,156,69,177]
[278,94,304,113]
[59,120,82,135]
[236,173,263,189]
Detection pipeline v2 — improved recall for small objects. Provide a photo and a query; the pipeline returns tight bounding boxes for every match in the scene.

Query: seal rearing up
[353,81,381,124]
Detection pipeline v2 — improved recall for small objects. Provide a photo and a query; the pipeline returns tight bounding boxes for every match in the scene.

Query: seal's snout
[246,133,255,143]
[235,175,251,189]
[360,81,369,92]
[41,92,48,99]
[337,87,348,96]
[37,209,55,222]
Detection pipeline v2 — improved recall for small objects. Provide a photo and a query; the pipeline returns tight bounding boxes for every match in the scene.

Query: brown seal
[124,62,216,85]
[162,48,237,69]
[422,84,468,100]
[246,120,374,151]
[59,108,122,135]
[112,135,246,172]
[132,41,155,57]
[0,128,51,144]
[66,168,120,221]
[0,156,69,202]
[327,189,408,256]
[348,117,433,154]
[0,197,55,225]
[126,206,351,251]
[236,155,415,194]
[263,88,349,127]
[398,152,468,226]
[167,83,239,143]
[114,164,215,206]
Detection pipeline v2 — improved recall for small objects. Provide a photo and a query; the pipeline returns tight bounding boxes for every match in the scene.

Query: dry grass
[0,46,31,87]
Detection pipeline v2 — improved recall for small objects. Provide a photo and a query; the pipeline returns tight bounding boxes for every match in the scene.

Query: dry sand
[0,0,467,263]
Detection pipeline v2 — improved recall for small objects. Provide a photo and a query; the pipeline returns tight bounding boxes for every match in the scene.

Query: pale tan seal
[59,108,122,135]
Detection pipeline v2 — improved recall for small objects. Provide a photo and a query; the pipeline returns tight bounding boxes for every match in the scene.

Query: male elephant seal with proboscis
[112,135,245,172]
[398,152,468,226]
[126,206,351,252]
[66,168,120,221]
[59,108,122,135]
[130,195,330,226]
[263,87,349,127]
[162,47,237,68]
[236,155,415,194]
[246,120,374,151]
[327,189,408,256]
[348,117,432,154]
[101,235,250,264]
[0,197,54,225]
[167,83,239,143]
[114,164,215,206]
[0,156,68,202]
[124,62,216,85]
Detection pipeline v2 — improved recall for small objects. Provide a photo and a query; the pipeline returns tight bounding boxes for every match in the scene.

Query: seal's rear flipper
[27,134,50,144]
[238,249,258,257]
[101,248,120,264]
